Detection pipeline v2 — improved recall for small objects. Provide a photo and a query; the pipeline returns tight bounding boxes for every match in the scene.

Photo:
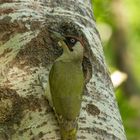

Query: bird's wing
[49,61,84,120]
[45,75,53,107]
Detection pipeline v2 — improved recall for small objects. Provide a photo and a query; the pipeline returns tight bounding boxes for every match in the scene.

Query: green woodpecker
[46,31,84,140]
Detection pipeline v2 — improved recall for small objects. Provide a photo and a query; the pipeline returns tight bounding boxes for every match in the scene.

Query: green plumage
[49,61,84,119]
[47,37,84,140]
[49,60,84,140]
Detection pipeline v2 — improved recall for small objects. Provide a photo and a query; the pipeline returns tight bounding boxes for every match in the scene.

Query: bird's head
[49,30,84,61]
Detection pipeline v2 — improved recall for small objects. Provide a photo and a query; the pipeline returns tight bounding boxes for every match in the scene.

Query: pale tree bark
[0,0,126,140]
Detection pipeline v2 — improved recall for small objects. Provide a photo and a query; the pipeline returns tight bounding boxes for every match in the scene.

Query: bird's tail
[59,119,78,140]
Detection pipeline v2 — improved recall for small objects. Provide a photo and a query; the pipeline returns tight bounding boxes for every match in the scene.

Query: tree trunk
[0,0,126,140]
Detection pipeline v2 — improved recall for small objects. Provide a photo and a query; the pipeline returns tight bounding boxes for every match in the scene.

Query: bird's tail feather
[60,127,77,140]
[58,118,78,140]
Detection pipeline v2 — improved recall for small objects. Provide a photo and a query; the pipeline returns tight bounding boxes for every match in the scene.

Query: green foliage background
[92,0,140,139]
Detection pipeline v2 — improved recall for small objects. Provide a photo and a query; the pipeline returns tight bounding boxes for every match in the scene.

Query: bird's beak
[48,29,66,49]
[58,40,68,49]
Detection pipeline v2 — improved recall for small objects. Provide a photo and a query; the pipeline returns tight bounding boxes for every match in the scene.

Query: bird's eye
[64,37,78,51]
[70,38,76,43]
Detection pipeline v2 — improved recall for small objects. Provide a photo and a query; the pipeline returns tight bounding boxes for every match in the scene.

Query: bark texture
[0,0,126,140]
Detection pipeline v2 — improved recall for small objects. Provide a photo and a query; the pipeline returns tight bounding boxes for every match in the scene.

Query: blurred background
[92,0,140,139]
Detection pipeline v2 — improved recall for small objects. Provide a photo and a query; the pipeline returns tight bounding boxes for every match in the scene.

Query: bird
[46,30,84,140]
